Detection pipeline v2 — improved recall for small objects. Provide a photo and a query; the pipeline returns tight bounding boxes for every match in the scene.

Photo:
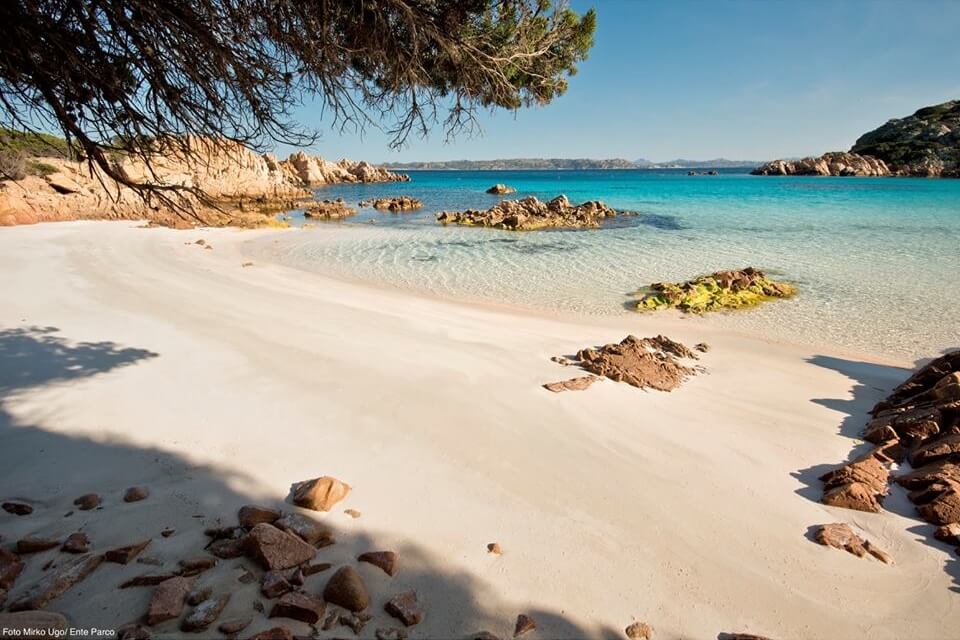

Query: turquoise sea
[267,169,960,361]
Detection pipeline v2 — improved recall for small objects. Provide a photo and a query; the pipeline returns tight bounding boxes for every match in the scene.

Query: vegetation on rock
[437,195,628,230]
[635,268,796,314]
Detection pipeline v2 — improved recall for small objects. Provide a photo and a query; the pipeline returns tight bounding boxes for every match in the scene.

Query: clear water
[262,169,960,361]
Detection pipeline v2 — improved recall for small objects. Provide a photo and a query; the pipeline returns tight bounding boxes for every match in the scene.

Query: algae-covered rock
[636,267,795,314]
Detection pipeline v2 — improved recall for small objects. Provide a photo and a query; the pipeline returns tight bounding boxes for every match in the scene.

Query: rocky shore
[0,138,408,228]
[437,195,630,230]
[753,100,960,177]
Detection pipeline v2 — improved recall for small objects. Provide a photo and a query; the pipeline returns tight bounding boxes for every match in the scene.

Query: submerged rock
[636,267,795,314]
[553,335,701,392]
[437,195,628,230]
[360,196,422,212]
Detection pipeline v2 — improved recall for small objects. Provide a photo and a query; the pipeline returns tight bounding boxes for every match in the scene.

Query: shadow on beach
[0,326,620,638]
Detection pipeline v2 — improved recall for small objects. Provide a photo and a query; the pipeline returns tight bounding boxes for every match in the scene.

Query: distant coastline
[383,158,763,171]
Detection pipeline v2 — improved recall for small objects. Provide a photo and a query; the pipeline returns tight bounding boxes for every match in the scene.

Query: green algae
[636,267,796,314]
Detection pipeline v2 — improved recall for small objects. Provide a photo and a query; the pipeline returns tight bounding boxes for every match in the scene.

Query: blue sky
[282,0,960,162]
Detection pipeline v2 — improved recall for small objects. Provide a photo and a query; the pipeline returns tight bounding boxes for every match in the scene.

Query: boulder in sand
[123,486,149,502]
[814,523,892,563]
[145,576,194,626]
[554,335,701,392]
[16,536,60,554]
[238,505,281,528]
[625,621,654,639]
[244,523,316,570]
[181,593,230,632]
[2,501,33,516]
[358,550,399,576]
[514,614,536,637]
[73,493,101,510]
[323,565,369,612]
[9,553,103,611]
[384,590,423,626]
[270,591,326,624]
[105,540,151,564]
[274,512,332,546]
[61,532,90,554]
[291,476,351,512]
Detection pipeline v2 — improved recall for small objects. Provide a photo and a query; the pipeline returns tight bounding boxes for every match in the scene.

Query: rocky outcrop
[437,195,629,230]
[550,335,701,393]
[485,184,516,194]
[754,100,960,177]
[751,152,890,177]
[359,196,422,212]
[636,268,796,314]
[303,198,356,220]
[0,138,407,227]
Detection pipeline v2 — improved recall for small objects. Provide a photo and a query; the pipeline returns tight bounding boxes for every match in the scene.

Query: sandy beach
[0,220,956,639]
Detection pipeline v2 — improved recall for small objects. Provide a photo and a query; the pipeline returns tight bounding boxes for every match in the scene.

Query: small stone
[186,585,213,606]
[119,573,179,588]
[288,567,304,587]
[376,629,409,640]
[694,342,710,353]
[269,591,326,624]
[161,528,175,538]
[274,513,331,546]
[340,610,372,634]
[487,542,502,555]
[344,508,362,518]
[105,540,151,564]
[301,561,332,576]
[238,505,282,529]
[62,532,90,554]
[2,501,32,516]
[625,621,654,639]
[261,570,292,598]
[179,556,216,576]
[244,523,316,570]
[237,566,257,584]
[291,476,351,512]
[73,493,101,510]
[145,576,194,626]
[248,627,294,640]
[358,550,398,576]
[17,536,60,554]
[514,614,536,637]
[241,262,254,268]
[323,565,369,612]
[218,617,252,635]
[181,593,230,632]
[384,590,423,626]
[543,375,599,392]
[124,487,149,503]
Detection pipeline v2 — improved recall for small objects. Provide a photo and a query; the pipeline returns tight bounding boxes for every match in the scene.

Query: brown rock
[360,196,423,212]
[73,493,101,510]
[917,481,960,525]
[120,573,180,588]
[179,556,217,576]
[181,593,230,632]
[344,508,361,519]
[821,481,884,513]
[145,576,194,626]
[723,635,775,640]
[542,375,600,393]
[288,567,304,587]
[218,617,252,635]
[186,585,213,606]
[274,513,332,546]
[910,433,960,468]
[209,537,246,559]
[269,591,326,624]
[439,195,624,231]
[62,532,90,554]
[487,543,502,555]
[323,565,369,612]
[339,610,372,633]
[124,486,150,503]
[486,184,517,195]
[17,536,60,554]
[0,612,68,638]
[814,523,891,563]
[301,561,332,576]
[2,501,33,516]
[248,628,294,640]
[694,342,710,353]
[238,505,282,529]
[261,570,292,598]
[291,476,351,512]
[244,523,316,570]
[105,540,151,564]
[358,551,399,576]
[463,633,500,640]
[384,590,423,626]
[303,199,356,220]
[934,522,960,545]
[895,460,960,489]
[514,614,536,637]
[625,621,654,639]
[0,549,25,589]
[9,553,103,611]
[161,528,176,538]
[559,335,700,392]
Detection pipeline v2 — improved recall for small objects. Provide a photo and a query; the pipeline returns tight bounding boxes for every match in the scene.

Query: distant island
[383,157,763,170]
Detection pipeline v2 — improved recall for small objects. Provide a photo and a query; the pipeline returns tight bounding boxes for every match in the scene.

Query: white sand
[0,221,955,639]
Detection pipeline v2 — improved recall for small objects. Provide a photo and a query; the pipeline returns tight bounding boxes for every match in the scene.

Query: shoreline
[0,220,954,639]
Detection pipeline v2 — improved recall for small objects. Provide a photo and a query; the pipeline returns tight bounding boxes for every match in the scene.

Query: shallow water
[265,169,960,361]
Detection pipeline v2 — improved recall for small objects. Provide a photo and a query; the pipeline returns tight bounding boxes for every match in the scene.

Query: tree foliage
[0,0,596,198]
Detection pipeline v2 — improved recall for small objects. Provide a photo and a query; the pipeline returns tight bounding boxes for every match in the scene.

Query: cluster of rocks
[813,523,892,564]
[751,152,891,177]
[636,267,796,314]
[818,350,960,557]
[437,195,628,231]
[545,335,705,393]
[303,199,356,220]
[485,184,516,195]
[359,197,422,212]
[753,100,960,177]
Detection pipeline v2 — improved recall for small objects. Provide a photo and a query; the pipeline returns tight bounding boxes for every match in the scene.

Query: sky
[280,0,960,163]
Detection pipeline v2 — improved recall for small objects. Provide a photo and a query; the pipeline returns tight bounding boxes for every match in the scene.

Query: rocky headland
[753,100,960,177]
[0,136,408,228]
[635,268,796,314]
[436,195,630,230]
